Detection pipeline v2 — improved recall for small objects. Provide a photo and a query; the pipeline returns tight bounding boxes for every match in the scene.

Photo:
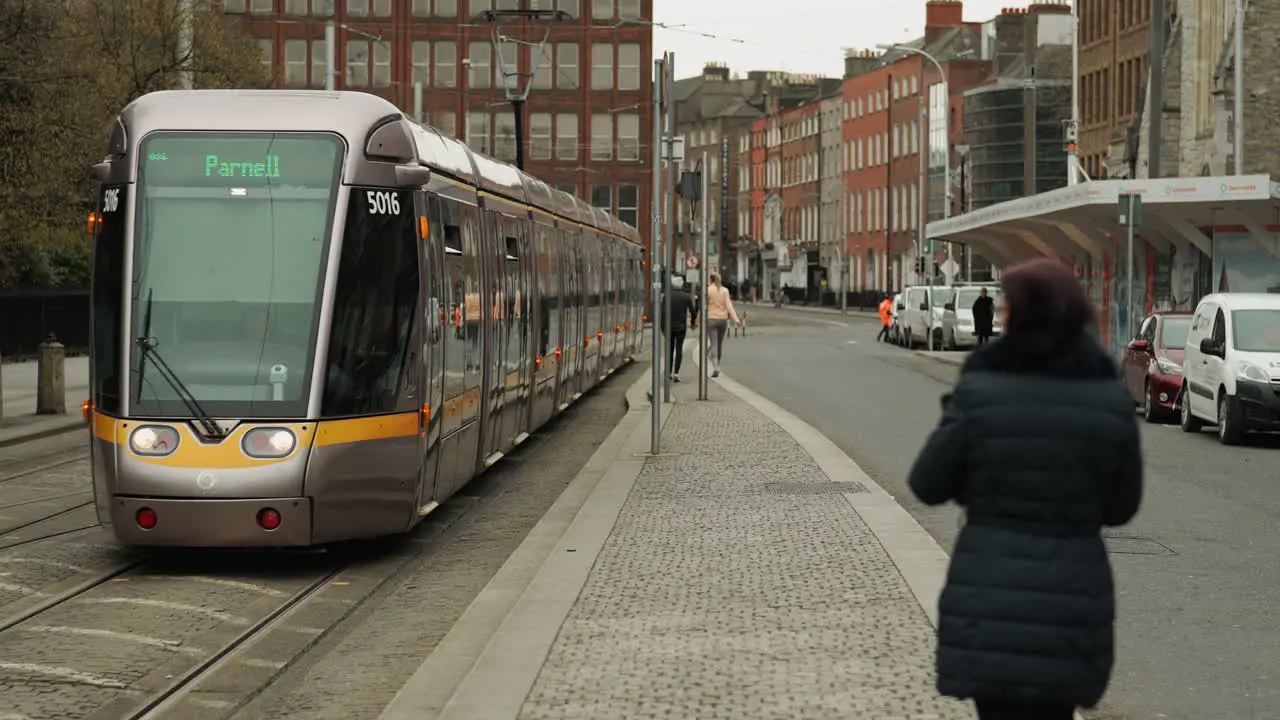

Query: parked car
[1181,293,1280,444]
[900,285,955,350]
[941,284,1003,349]
[1121,311,1192,422]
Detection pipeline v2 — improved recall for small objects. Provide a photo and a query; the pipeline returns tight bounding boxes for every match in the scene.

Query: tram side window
[92,186,128,415]
[432,197,466,402]
[322,188,419,416]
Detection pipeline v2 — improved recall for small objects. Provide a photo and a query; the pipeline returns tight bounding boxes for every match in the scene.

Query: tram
[84,90,646,547]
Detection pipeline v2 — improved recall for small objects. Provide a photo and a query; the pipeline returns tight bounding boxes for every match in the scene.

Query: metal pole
[1126,207,1135,343]
[413,81,424,121]
[699,151,710,400]
[1068,1,1080,185]
[325,20,336,91]
[885,72,893,294]
[1234,0,1245,174]
[649,57,664,453]
[662,52,675,402]
[1148,0,1166,178]
[918,70,927,289]
[176,0,193,89]
[512,98,526,170]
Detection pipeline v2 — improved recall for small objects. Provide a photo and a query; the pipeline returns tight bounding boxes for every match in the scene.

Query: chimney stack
[925,0,965,42]
[844,49,881,79]
[993,7,1029,75]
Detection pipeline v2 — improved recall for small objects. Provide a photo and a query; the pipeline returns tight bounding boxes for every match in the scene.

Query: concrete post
[36,334,66,415]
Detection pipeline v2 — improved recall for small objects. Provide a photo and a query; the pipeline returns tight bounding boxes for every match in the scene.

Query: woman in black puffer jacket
[908,259,1143,720]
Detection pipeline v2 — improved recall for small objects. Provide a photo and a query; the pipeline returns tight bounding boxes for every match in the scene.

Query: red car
[1122,311,1193,422]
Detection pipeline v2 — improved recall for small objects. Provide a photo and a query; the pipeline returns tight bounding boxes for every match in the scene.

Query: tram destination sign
[139,132,342,187]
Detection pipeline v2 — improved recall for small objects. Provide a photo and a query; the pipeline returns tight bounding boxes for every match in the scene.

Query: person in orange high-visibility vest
[877,294,893,343]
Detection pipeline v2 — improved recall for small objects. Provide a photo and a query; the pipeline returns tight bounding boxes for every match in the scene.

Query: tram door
[415,193,444,511]
[479,212,503,466]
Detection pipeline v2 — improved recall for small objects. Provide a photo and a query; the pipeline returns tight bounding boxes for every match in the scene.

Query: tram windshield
[128,131,345,418]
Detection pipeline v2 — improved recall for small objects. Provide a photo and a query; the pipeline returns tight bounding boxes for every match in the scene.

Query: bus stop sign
[1118,193,1142,227]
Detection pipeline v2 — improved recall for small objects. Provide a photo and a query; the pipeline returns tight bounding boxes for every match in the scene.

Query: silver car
[943,285,1003,349]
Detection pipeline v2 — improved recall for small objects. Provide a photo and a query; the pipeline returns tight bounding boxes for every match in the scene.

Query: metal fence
[0,289,90,360]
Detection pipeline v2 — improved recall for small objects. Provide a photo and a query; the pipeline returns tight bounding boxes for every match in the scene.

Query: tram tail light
[87,212,101,235]
[418,216,429,240]
[136,508,157,530]
[419,403,430,428]
[534,356,543,370]
[257,508,281,531]
[624,321,630,330]
[81,400,94,423]
[583,336,590,347]
[554,348,562,361]
[614,324,621,333]
[597,331,603,341]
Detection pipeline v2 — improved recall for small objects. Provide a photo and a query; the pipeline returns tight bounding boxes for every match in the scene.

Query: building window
[466,111,491,154]
[436,0,457,15]
[556,43,578,89]
[591,43,613,90]
[531,45,552,89]
[312,0,332,16]
[590,113,612,160]
[617,184,638,226]
[257,38,273,75]
[250,0,272,14]
[346,40,369,87]
[373,0,390,16]
[617,43,639,91]
[494,112,516,161]
[556,113,578,160]
[285,39,307,85]
[616,113,639,160]
[556,183,576,196]
[433,111,456,137]
[412,0,430,17]
[591,0,612,22]
[496,42,517,90]
[285,0,308,15]
[618,0,639,20]
[434,41,457,88]
[373,42,391,87]
[224,0,246,12]
[471,0,492,10]
[346,0,368,17]
[413,41,430,85]
[591,184,612,211]
[310,39,326,87]
[468,41,490,89]
[530,113,552,160]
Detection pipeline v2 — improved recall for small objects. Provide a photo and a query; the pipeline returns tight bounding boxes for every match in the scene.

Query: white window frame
[615,113,639,161]
[434,41,456,88]
[466,111,491,155]
[617,184,638,226]
[284,39,308,85]
[346,0,368,17]
[412,41,430,85]
[590,113,612,160]
[310,39,326,87]
[373,41,391,87]
[468,41,491,89]
[556,43,578,89]
[617,43,639,91]
[529,113,552,160]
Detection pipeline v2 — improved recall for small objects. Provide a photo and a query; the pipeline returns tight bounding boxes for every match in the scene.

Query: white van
[1180,293,1280,444]
[900,286,956,350]
[942,284,1003,349]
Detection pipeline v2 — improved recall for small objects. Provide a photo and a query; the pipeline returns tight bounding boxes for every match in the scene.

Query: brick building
[1078,0,1161,178]
[223,0,653,242]
[841,0,984,294]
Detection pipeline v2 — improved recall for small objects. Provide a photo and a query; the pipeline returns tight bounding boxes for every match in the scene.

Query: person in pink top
[704,272,740,377]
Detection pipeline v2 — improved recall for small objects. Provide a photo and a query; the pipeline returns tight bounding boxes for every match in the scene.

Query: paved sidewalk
[380,360,971,719]
[912,349,967,367]
[0,356,89,445]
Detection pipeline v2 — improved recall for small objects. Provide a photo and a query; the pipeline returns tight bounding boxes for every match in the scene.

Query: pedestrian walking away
[972,286,995,345]
[663,275,698,382]
[907,258,1143,720]
[876,293,893,342]
[703,272,739,377]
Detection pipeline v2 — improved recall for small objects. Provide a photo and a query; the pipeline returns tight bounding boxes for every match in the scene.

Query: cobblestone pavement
[517,384,971,720]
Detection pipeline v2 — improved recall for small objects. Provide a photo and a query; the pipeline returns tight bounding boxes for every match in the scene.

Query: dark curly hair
[1000,258,1095,338]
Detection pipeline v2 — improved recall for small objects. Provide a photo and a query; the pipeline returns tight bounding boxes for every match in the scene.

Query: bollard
[36,334,66,415]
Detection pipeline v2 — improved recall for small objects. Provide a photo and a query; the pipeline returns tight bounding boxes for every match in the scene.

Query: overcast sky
[652,0,1038,78]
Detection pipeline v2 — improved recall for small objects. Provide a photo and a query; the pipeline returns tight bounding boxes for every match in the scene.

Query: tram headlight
[241,427,297,458]
[129,425,180,456]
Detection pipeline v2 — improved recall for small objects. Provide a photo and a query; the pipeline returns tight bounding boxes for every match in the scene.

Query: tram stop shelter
[924,174,1280,350]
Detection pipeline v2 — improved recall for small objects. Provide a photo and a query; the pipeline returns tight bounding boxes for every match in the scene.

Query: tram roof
[109,90,640,243]
[924,174,1280,265]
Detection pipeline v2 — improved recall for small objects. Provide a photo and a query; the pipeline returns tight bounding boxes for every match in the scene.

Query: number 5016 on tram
[84,90,646,548]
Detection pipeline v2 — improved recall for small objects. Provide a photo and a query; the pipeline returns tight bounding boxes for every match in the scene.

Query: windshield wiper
[135,289,225,439]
